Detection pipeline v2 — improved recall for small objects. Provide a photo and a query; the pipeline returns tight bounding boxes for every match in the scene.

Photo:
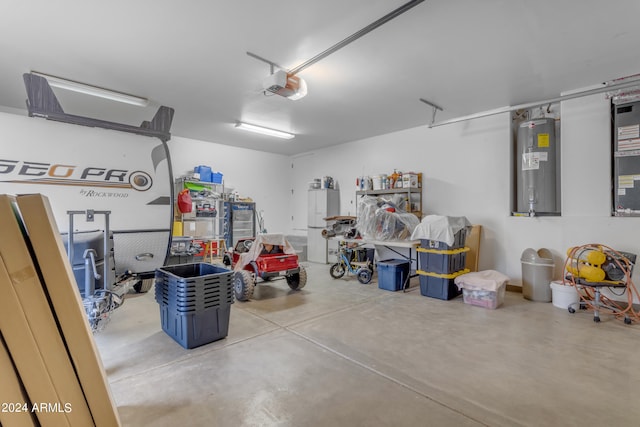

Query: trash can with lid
[520,248,555,302]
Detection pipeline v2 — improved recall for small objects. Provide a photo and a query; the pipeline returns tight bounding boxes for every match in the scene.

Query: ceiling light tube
[235,122,295,139]
[31,71,149,107]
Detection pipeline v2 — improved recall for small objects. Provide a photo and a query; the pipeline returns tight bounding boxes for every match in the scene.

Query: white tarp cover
[454,270,510,292]
[234,233,296,271]
[410,215,471,246]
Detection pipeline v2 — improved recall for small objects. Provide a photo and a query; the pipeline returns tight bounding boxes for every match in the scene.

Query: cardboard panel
[0,334,38,427]
[0,255,70,427]
[16,194,121,427]
[464,225,482,272]
[0,195,94,426]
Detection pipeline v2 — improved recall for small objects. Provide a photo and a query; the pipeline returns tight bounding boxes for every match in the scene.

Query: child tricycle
[329,241,373,284]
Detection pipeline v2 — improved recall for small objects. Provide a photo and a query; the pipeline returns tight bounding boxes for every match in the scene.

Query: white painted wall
[167,136,290,233]
[288,94,640,297]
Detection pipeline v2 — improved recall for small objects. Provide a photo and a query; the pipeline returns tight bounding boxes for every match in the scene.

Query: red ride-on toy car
[223,233,307,301]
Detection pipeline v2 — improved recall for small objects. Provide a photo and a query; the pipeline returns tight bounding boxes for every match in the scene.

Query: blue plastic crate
[159,303,231,349]
[417,247,469,274]
[417,269,468,300]
[420,228,468,250]
[155,283,233,311]
[194,165,212,182]
[155,293,233,312]
[155,263,232,290]
[377,259,410,291]
[154,284,233,302]
[210,172,223,184]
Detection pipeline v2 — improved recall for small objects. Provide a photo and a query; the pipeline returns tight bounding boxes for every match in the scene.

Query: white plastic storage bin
[462,284,505,310]
[455,270,509,310]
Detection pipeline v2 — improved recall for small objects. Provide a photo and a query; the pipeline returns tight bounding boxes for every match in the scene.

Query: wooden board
[323,215,357,221]
[0,195,94,427]
[464,225,482,272]
[0,334,38,427]
[16,194,121,427]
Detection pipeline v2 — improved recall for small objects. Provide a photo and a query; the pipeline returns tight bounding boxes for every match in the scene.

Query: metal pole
[103,211,110,291]
[289,0,425,76]
[68,212,75,265]
[429,78,640,128]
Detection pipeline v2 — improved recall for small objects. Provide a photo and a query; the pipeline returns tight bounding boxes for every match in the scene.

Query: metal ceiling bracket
[419,98,443,126]
[246,51,286,75]
[23,73,174,142]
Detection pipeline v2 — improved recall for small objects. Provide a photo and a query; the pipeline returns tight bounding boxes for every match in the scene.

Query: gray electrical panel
[613,101,640,216]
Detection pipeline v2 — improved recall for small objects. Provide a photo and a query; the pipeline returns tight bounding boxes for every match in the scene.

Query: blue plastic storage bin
[417,269,468,300]
[377,259,410,291]
[155,263,234,348]
[210,172,223,184]
[194,165,212,182]
[155,263,233,289]
[420,228,468,250]
[159,303,230,349]
[417,247,469,274]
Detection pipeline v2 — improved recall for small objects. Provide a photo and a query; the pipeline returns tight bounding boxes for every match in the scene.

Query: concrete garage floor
[95,262,640,427]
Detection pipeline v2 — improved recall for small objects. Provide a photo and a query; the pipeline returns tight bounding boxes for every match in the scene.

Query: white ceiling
[2,0,640,155]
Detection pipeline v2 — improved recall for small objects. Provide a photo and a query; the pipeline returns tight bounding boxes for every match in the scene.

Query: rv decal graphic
[0,159,153,191]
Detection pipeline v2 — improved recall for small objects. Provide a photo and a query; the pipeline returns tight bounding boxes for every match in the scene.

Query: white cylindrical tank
[516,118,558,214]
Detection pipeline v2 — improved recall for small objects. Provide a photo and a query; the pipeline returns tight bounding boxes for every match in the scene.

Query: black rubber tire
[286,266,307,290]
[593,316,601,323]
[568,307,576,314]
[357,268,373,284]
[330,263,346,279]
[249,261,272,281]
[222,254,232,267]
[624,317,632,325]
[133,278,154,293]
[234,270,255,301]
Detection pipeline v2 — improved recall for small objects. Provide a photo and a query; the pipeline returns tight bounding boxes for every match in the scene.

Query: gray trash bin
[520,248,555,302]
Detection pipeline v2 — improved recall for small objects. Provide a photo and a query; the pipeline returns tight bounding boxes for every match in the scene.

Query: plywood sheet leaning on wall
[0,334,38,427]
[465,225,482,272]
[16,194,121,427]
[0,195,94,427]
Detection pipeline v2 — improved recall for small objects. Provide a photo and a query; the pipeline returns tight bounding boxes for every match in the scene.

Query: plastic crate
[194,165,212,182]
[417,247,469,274]
[154,269,234,311]
[462,284,505,309]
[155,286,233,301]
[377,259,410,291]
[159,303,230,349]
[155,263,232,290]
[417,269,468,300]
[155,282,233,297]
[210,172,223,184]
[420,228,468,250]
[154,291,233,312]
[353,248,375,263]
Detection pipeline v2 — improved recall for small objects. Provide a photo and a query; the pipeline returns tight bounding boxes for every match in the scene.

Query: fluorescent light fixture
[235,122,295,139]
[31,71,149,107]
